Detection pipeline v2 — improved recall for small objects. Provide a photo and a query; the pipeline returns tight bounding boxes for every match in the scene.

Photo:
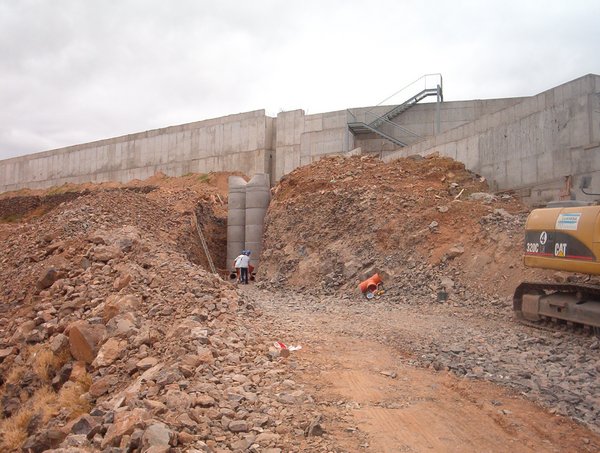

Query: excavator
[514,202,600,333]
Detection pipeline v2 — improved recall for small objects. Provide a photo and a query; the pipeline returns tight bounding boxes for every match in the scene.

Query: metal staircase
[346,121,408,146]
[347,74,443,147]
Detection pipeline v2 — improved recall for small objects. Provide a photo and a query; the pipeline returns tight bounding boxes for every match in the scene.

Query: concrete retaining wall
[271,98,525,181]
[382,74,600,205]
[0,110,273,192]
[273,109,353,182]
[1,74,599,205]
[353,98,525,153]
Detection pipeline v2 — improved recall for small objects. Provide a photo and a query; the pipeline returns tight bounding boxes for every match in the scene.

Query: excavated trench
[191,202,227,272]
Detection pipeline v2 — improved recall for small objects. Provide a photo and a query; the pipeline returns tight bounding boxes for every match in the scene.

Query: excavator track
[514,282,600,335]
[516,318,600,336]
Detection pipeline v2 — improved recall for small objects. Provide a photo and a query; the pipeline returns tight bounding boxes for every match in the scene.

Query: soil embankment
[0,161,598,452]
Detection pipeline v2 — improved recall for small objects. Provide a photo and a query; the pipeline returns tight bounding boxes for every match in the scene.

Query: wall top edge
[345,96,530,116]
[537,73,600,97]
[275,109,305,117]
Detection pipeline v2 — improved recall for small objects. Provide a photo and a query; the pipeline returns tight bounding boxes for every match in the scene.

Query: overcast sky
[1,0,599,160]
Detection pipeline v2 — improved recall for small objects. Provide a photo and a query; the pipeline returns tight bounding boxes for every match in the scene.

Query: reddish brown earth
[254,286,600,453]
[0,161,598,452]
[259,154,548,296]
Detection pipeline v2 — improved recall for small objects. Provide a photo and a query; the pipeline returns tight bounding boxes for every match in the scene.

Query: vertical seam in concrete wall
[588,93,594,145]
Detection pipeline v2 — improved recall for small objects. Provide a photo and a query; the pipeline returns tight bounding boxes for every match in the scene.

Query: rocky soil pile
[259,154,547,298]
[2,156,597,451]
[0,176,327,452]
[0,173,233,272]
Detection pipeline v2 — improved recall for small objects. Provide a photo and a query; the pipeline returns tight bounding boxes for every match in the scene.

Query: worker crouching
[234,250,251,284]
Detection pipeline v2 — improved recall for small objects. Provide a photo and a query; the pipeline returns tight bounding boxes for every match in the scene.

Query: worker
[234,250,251,284]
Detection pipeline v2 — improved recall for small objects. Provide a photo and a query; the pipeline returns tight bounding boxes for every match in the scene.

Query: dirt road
[249,286,600,453]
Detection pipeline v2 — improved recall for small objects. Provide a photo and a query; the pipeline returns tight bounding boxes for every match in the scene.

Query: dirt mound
[259,154,546,298]
[0,172,235,272]
[0,174,324,452]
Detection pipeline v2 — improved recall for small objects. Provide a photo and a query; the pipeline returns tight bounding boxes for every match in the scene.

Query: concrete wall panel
[0,109,270,192]
[304,114,323,133]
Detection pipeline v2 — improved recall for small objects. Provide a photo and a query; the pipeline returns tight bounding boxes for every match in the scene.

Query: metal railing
[373,73,442,109]
[349,74,442,122]
[347,74,442,147]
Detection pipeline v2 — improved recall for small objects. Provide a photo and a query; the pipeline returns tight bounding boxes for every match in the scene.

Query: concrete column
[227,176,247,271]
[245,173,270,271]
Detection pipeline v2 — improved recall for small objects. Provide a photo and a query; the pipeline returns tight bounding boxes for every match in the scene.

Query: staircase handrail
[347,74,442,127]
[346,74,442,147]
[369,87,439,128]
[366,73,442,116]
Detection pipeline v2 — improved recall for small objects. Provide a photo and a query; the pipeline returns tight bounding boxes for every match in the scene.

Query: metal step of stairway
[347,122,372,134]
[348,122,407,146]
[369,88,439,129]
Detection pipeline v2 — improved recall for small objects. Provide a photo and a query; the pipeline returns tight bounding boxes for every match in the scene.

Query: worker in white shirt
[234,250,251,284]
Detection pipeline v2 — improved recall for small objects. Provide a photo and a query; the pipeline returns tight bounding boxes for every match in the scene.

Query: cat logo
[555,243,567,257]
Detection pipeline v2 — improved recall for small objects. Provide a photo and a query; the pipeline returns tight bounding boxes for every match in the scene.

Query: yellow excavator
[514,203,600,332]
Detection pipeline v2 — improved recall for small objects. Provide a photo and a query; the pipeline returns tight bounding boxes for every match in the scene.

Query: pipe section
[227,176,247,270]
[245,174,271,271]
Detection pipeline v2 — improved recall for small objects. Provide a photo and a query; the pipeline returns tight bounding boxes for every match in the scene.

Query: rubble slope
[0,175,322,452]
[259,154,547,298]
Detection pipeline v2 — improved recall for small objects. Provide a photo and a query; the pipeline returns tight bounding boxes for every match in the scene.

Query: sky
[0,0,599,160]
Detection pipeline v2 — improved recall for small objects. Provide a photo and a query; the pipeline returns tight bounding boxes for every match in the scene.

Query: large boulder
[141,422,174,450]
[70,414,102,439]
[68,321,106,364]
[101,408,149,448]
[92,337,127,368]
[446,245,465,259]
[88,374,119,399]
[168,319,206,340]
[90,245,122,262]
[102,294,142,323]
[106,312,139,338]
[49,333,69,354]
[10,319,36,342]
[37,267,60,290]
[0,346,16,362]
[22,428,66,453]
